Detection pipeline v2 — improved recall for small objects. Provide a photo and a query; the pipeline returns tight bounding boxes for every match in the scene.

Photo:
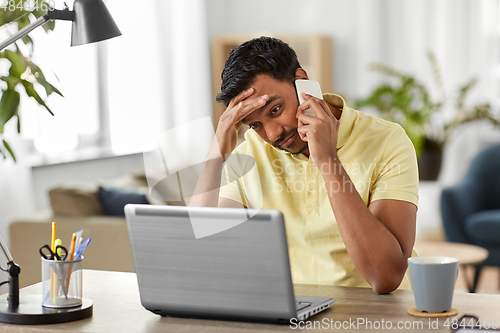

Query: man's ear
[294,68,308,80]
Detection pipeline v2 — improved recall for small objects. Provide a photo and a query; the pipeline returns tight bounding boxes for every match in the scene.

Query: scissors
[39,244,68,260]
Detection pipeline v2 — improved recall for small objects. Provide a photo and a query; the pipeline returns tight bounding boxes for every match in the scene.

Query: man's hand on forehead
[214,87,269,158]
[229,88,269,123]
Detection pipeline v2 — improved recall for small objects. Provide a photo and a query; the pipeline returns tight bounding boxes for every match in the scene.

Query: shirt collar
[323,93,354,150]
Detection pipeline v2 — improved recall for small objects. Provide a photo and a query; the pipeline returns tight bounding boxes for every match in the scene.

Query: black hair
[215,36,301,107]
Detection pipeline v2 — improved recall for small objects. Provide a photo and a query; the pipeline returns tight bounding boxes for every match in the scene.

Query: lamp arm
[0,236,12,263]
[0,9,76,52]
[0,15,48,51]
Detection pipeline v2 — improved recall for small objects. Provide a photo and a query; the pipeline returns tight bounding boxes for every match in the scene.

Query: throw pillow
[97,186,150,216]
[49,185,105,216]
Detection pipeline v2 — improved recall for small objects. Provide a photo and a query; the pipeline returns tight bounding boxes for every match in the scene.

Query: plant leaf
[16,113,20,133]
[16,13,31,30]
[455,78,477,113]
[0,88,21,132]
[1,75,21,90]
[42,20,56,32]
[3,5,25,24]
[369,63,407,79]
[2,139,16,162]
[4,49,27,78]
[29,62,63,97]
[21,80,54,115]
[22,34,34,47]
[427,50,446,103]
[32,1,54,20]
[35,73,63,97]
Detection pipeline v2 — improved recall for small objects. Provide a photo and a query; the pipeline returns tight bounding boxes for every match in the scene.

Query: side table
[414,241,489,292]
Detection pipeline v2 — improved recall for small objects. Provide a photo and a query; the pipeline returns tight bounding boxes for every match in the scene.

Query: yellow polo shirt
[219,94,419,289]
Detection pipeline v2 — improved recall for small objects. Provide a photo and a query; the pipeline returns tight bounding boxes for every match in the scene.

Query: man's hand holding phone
[295,79,323,117]
[295,80,340,167]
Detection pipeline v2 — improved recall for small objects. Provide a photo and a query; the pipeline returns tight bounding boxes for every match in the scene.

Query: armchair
[441,144,500,292]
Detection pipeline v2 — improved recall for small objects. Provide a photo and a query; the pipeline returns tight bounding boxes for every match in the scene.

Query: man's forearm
[321,157,409,294]
[189,143,225,207]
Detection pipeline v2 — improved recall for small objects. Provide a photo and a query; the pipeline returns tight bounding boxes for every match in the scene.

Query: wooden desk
[415,241,489,292]
[1,270,499,332]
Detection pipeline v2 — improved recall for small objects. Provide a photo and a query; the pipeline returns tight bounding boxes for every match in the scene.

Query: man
[190,36,418,294]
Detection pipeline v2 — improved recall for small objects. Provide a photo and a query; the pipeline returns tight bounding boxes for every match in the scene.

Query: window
[21,18,99,158]
[4,0,168,162]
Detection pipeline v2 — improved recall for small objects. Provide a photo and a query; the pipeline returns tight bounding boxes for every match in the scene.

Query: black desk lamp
[0,0,121,51]
[0,0,121,324]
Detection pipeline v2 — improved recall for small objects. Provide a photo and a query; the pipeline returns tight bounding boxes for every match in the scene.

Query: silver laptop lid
[125,204,297,321]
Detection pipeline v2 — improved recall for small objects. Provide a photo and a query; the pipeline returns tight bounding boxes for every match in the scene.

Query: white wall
[31,154,145,212]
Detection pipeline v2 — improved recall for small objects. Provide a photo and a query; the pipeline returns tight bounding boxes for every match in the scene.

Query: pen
[50,222,57,299]
[74,238,91,260]
[66,234,77,293]
[68,234,76,261]
[74,230,83,250]
[53,239,61,303]
[51,222,57,252]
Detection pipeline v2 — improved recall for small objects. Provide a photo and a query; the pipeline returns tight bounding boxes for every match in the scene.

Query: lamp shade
[71,0,121,46]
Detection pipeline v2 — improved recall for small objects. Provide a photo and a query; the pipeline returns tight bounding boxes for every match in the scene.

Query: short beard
[276,141,308,155]
[272,129,308,154]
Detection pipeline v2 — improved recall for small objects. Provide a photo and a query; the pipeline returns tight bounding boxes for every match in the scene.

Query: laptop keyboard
[296,301,312,311]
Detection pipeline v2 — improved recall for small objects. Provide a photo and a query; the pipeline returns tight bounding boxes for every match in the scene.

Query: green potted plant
[0,0,62,162]
[355,51,499,180]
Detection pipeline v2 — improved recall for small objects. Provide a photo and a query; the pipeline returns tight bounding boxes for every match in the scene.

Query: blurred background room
[1,0,499,294]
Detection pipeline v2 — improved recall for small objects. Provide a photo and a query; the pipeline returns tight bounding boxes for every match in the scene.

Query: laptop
[125,204,335,324]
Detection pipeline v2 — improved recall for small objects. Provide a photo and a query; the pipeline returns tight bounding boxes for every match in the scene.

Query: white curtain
[161,0,213,145]
[141,0,215,202]
[105,0,212,156]
[166,0,212,125]
[141,0,214,188]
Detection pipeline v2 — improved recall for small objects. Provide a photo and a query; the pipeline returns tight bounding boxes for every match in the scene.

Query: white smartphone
[295,79,323,116]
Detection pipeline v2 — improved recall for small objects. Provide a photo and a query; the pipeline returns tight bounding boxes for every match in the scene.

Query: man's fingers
[297,125,311,141]
[228,88,254,109]
[318,98,334,118]
[235,94,268,122]
[297,94,329,120]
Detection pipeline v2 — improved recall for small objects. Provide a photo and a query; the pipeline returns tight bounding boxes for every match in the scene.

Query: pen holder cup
[41,256,83,308]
